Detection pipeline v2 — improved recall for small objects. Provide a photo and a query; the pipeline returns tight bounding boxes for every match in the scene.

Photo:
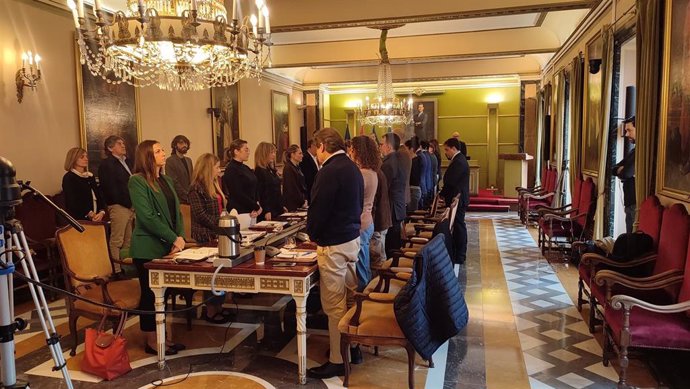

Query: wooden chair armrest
[367,292,397,303]
[523,192,554,200]
[541,209,576,219]
[582,252,656,268]
[542,214,575,223]
[408,237,428,244]
[535,204,571,212]
[595,269,684,289]
[72,275,109,285]
[413,224,435,233]
[348,292,396,327]
[390,266,412,273]
[611,294,690,314]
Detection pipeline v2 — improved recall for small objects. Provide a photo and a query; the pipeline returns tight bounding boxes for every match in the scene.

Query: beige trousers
[317,237,360,364]
[107,204,134,261]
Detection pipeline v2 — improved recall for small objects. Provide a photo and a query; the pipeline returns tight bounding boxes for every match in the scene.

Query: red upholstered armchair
[536,174,583,249]
[518,167,561,225]
[597,235,690,388]
[536,177,596,259]
[577,196,665,333]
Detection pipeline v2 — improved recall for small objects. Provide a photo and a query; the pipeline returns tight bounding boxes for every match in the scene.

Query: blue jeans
[356,223,375,291]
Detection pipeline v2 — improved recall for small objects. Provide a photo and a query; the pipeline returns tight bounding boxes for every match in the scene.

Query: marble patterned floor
[9,213,670,388]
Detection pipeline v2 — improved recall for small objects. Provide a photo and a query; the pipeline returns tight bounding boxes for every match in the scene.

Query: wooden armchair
[596,236,690,388]
[519,167,561,225]
[576,195,664,332]
[55,221,140,356]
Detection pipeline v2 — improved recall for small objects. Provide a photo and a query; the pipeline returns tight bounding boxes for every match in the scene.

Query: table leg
[293,294,308,384]
[153,286,167,371]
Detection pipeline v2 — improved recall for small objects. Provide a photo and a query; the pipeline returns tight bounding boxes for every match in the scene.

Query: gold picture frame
[75,36,141,176]
[271,90,290,166]
[656,0,690,200]
[581,32,604,176]
[210,84,241,161]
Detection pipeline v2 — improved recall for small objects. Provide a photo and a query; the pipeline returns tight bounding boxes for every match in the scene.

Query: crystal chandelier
[67,0,272,91]
[356,28,412,127]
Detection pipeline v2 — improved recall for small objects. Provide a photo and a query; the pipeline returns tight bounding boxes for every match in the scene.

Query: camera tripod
[1,157,79,388]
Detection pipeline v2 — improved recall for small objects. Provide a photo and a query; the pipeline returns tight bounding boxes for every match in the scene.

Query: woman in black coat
[61,147,105,221]
[254,142,283,221]
[222,139,262,217]
[282,144,307,212]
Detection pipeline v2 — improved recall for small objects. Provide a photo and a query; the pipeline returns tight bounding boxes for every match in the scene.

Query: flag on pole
[372,125,380,144]
[344,123,351,140]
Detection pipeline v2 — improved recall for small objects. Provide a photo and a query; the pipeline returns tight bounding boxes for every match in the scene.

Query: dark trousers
[385,220,403,257]
[453,209,467,263]
[134,258,156,332]
[625,204,635,233]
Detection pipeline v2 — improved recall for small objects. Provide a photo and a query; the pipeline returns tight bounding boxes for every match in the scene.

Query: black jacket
[440,152,470,209]
[382,150,411,222]
[302,152,319,202]
[98,155,133,208]
[188,182,221,244]
[61,171,105,220]
[282,160,306,211]
[307,153,363,246]
[394,234,469,360]
[222,159,260,214]
[255,166,283,219]
[612,148,636,206]
[459,140,469,159]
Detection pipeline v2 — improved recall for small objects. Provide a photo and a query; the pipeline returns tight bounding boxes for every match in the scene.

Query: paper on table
[174,247,218,261]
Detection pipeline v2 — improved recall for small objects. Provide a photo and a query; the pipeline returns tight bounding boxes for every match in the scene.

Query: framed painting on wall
[210,84,241,160]
[75,39,140,176]
[657,0,690,200]
[408,98,438,142]
[271,91,290,165]
[582,33,604,176]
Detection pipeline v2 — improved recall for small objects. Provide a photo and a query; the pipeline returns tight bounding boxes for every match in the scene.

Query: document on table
[174,247,218,261]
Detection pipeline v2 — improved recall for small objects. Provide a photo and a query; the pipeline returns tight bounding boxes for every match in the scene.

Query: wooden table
[144,222,318,384]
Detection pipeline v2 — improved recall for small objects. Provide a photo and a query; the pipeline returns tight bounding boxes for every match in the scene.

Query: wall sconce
[16,51,42,103]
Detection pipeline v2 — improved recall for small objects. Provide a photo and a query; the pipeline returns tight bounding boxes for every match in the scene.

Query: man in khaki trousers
[306,128,364,379]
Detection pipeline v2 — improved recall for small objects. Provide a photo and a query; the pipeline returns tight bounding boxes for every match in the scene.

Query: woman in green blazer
[128,140,186,355]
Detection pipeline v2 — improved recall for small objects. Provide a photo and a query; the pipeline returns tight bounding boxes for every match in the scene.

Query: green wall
[328,85,521,189]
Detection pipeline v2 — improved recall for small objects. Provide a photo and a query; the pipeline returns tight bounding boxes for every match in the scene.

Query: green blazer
[128,174,184,260]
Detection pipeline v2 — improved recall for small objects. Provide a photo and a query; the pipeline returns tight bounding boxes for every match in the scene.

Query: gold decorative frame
[581,32,603,176]
[211,83,242,161]
[75,36,141,176]
[656,0,690,201]
[271,90,290,166]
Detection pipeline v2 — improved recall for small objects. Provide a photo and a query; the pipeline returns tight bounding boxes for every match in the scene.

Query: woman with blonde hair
[188,153,232,323]
[255,142,283,221]
[61,147,105,221]
[128,140,185,355]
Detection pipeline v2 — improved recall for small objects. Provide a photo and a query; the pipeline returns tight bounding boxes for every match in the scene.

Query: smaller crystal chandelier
[16,51,42,103]
[356,27,412,127]
[68,0,272,91]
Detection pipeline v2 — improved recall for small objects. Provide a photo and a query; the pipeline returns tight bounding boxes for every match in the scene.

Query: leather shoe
[144,344,177,356]
[168,343,186,351]
[350,346,363,365]
[307,362,344,379]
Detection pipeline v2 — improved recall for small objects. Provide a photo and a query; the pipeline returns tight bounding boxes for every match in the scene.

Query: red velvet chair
[537,177,595,258]
[519,167,560,225]
[536,174,583,249]
[598,233,690,388]
[576,196,665,332]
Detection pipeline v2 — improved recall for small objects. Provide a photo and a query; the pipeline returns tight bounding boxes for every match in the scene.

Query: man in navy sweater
[307,128,364,379]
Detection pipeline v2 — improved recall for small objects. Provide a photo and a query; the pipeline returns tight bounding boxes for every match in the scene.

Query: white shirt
[309,151,320,170]
[321,149,346,165]
[115,154,132,175]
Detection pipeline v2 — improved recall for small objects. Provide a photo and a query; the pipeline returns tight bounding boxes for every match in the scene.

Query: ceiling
[89,0,597,87]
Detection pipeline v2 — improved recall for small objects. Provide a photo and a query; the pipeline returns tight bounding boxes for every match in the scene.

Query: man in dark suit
[440,138,470,263]
[165,135,193,204]
[307,128,363,379]
[414,103,429,140]
[98,135,135,264]
[302,139,319,203]
[612,116,636,232]
[380,132,411,256]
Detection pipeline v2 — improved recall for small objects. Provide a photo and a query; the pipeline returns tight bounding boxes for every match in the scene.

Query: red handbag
[81,313,132,380]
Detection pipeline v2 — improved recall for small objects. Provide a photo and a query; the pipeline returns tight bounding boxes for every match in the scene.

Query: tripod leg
[11,230,74,389]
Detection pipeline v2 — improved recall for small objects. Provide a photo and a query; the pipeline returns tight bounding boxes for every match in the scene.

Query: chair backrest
[575,177,595,228]
[571,174,583,209]
[180,203,194,242]
[544,168,555,192]
[539,166,548,187]
[448,195,460,232]
[14,192,58,241]
[653,204,690,276]
[637,195,664,248]
[675,238,690,311]
[56,222,114,289]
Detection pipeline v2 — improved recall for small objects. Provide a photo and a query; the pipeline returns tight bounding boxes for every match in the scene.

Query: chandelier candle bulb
[94,0,102,11]
[191,0,197,11]
[67,0,79,28]
[76,0,84,17]
[258,9,264,29]
[231,0,237,20]
[263,7,270,34]
[251,14,258,35]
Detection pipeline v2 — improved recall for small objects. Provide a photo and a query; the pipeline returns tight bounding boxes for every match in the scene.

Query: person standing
[370,167,392,269]
[254,142,283,221]
[424,140,439,193]
[380,132,411,256]
[441,138,470,264]
[612,116,636,233]
[405,139,422,212]
[451,131,469,159]
[282,144,307,212]
[98,135,134,264]
[306,128,363,379]
[188,153,232,323]
[128,140,186,355]
[222,139,261,218]
[348,135,379,292]
[301,139,319,202]
[165,135,193,204]
[62,147,105,221]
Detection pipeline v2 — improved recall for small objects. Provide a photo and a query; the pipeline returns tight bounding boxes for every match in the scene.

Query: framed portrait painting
[657,0,690,199]
[582,33,604,176]
[211,84,241,160]
[409,98,438,142]
[75,39,140,176]
[271,91,290,165]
